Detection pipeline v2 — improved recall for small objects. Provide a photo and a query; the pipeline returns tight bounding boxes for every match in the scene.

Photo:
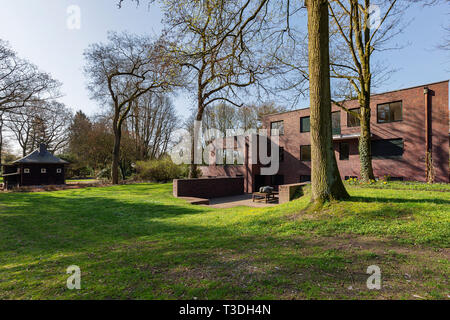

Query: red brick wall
[200,81,449,187]
[263,80,449,183]
[173,177,244,198]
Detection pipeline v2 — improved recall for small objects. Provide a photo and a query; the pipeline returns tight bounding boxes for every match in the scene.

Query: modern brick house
[201,80,449,192]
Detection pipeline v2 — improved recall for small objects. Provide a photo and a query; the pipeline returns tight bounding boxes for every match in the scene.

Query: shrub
[135,157,190,182]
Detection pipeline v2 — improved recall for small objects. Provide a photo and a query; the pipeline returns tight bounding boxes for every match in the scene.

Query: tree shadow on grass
[0,187,448,299]
[350,196,450,205]
[0,192,212,254]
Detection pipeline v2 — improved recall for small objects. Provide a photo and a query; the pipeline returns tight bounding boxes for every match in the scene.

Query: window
[299,175,311,182]
[279,147,284,162]
[41,168,47,174]
[332,111,341,135]
[24,168,30,174]
[347,108,360,127]
[372,138,404,159]
[300,145,311,161]
[300,116,310,133]
[270,120,284,136]
[270,174,284,186]
[377,101,402,123]
[339,142,349,160]
[57,168,62,174]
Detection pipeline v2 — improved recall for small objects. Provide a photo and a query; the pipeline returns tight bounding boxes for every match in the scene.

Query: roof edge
[263,79,449,119]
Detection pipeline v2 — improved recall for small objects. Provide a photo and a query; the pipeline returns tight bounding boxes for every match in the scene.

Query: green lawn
[0,183,448,299]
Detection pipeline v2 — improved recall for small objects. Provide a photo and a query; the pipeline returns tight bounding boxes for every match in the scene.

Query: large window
[300,116,310,133]
[347,108,360,127]
[270,120,284,135]
[339,142,349,160]
[300,145,311,161]
[332,111,341,135]
[377,101,402,123]
[372,138,404,159]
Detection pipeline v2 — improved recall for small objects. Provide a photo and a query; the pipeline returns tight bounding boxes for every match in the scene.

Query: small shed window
[41,168,47,174]
[57,168,62,174]
[24,168,30,174]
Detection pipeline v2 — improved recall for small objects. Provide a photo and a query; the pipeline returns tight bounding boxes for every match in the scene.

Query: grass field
[0,183,448,299]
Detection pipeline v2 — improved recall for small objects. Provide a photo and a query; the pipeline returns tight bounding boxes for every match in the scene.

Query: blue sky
[0,0,448,120]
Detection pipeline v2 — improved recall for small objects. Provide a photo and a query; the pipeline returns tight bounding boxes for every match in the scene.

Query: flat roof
[263,79,449,118]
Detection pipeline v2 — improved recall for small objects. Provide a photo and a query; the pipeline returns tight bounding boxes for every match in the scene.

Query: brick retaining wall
[173,177,244,199]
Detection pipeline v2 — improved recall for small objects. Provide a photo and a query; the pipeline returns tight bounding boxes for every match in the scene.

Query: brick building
[201,80,449,192]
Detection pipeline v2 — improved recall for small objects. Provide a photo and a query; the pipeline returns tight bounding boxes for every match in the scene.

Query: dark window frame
[332,111,341,135]
[270,120,284,136]
[377,101,403,124]
[339,142,350,160]
[371,138,404,159]
[347,108,360,127]
[300,145,311,161]
[300,116,310,133]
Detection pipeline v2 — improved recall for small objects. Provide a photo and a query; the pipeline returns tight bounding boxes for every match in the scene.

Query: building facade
[201,81,449,192]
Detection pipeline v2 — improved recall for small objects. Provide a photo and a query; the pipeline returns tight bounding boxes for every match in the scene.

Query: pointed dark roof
[13,144,69,164]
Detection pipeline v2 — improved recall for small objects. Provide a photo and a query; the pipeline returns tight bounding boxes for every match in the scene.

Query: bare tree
[1,40,62,164]
[166,0,276,177]
[121,0,276,177]
[84,32,181,184]
[327,0,409,182]
[6,101,72,156]
[0,40,61,113]
[128,92,179,160]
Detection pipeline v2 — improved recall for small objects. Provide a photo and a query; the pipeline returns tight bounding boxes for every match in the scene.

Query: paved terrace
[208,194,278,208]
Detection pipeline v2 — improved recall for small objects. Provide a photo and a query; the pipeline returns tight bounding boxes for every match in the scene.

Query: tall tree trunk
[306,0,349,204]
[112,116,121,185]
[189,106,204,179]
[357,0,375,182]
[359,93,375,181]
[189,79,206,178]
